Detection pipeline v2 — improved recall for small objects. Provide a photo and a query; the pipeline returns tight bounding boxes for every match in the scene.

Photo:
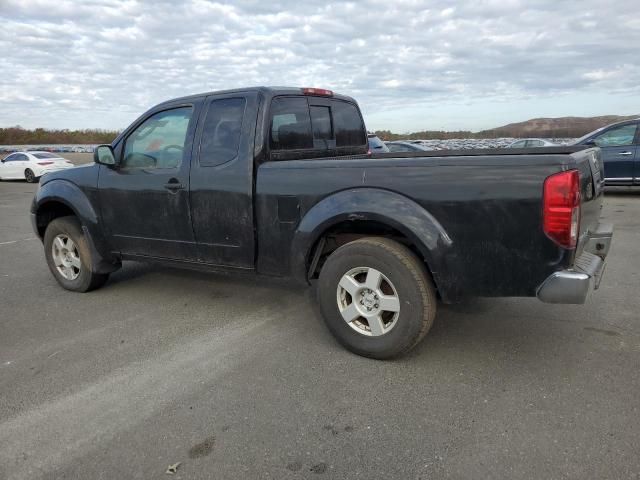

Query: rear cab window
[270,97,313,152]
[269,95,367,160]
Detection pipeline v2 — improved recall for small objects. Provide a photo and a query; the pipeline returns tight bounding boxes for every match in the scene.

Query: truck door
[97,102,200,260]
[190,92,257,268]
[588,122,638,184]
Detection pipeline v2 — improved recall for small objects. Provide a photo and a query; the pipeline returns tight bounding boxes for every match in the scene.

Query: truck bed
[256,146,603,301]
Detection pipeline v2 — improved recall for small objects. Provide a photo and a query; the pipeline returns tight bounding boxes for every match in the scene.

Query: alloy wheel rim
[51,234,81,280]
[336,267,400,336]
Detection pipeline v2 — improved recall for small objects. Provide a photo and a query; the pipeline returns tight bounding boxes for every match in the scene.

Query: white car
[0,151,75,183]
[507,138,557,148]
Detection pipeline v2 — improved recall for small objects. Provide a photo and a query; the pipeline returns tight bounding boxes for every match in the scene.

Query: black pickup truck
[31,87,613,359]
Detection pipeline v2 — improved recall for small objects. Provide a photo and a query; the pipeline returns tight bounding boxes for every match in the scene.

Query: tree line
[0,127,120,145]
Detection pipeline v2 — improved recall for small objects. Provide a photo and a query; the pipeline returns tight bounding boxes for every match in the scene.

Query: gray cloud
[1,0,639,130]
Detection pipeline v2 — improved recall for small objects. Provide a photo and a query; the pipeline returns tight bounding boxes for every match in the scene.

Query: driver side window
[593,124,637,147]
[123,107,193,169]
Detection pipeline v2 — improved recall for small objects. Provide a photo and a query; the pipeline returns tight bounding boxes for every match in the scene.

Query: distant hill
[478,115,639,139]
[374,114,640,141]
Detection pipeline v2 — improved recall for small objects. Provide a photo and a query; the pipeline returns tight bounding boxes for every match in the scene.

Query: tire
[24,169,37,183]
[317,237,437,359]
[44,216,109,292]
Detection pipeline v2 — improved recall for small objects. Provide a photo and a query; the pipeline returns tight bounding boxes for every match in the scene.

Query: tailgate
[538,147,613,304]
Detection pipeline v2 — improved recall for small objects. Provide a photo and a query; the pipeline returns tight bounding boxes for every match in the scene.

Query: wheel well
[35,202,76,238]
[307,220,437,291]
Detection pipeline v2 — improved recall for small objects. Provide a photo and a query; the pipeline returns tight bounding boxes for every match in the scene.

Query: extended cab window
[269,96,367,160]
[200,98,246,167]
[123,107,193,169]
[270,97,313,150]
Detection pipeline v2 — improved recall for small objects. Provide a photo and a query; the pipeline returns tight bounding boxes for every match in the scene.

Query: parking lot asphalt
[0,180,638,480]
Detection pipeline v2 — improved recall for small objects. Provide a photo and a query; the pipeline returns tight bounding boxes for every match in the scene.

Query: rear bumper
[537,223,613,304]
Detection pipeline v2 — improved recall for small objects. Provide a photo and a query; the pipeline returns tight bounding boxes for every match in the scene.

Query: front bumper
[537,223,613,304]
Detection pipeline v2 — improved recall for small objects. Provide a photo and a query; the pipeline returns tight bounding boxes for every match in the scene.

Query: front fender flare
[290,188,453,295]
[32,180,118,273]
[32,179,98,226]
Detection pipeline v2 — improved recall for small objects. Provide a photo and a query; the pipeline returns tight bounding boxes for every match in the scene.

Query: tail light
[543,170,580,248]
[37,161,54,165]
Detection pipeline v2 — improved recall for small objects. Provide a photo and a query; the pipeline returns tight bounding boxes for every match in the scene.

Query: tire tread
[44,216,109,292]
[318,236,437,359]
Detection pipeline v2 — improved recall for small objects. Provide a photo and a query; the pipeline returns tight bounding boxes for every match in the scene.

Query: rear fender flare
[290,188,453,294]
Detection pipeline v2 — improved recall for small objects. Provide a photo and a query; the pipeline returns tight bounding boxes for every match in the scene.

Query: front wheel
[44,216,109,292]
[317,237,437,359]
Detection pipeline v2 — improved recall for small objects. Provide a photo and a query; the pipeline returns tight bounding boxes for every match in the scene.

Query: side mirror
[583,139,597,147]
[94,145,116,166]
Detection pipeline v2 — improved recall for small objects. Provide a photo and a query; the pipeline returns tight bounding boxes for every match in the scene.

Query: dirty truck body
[31,87,613,358]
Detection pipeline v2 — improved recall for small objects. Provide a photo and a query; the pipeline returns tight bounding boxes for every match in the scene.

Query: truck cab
[91,87,368,269]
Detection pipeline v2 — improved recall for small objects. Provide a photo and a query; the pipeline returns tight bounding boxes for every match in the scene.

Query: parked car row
[0,145,95,154]
[374,118,639,186]
[382,138,563,152]
[377,137,575,151]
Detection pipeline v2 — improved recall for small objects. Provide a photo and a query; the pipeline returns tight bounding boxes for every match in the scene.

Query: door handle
[618,151,633,156]
[164,180,184,191]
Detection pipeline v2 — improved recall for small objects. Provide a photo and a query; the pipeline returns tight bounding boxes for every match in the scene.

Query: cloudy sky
[1,0,639,132]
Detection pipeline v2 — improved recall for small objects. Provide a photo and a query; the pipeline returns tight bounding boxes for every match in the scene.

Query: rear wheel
[24,169,37,183]
[317,237,437,359]
[44,216,109,292]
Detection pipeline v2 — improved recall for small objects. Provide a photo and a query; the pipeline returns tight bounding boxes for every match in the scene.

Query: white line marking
[0,237,37,246]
